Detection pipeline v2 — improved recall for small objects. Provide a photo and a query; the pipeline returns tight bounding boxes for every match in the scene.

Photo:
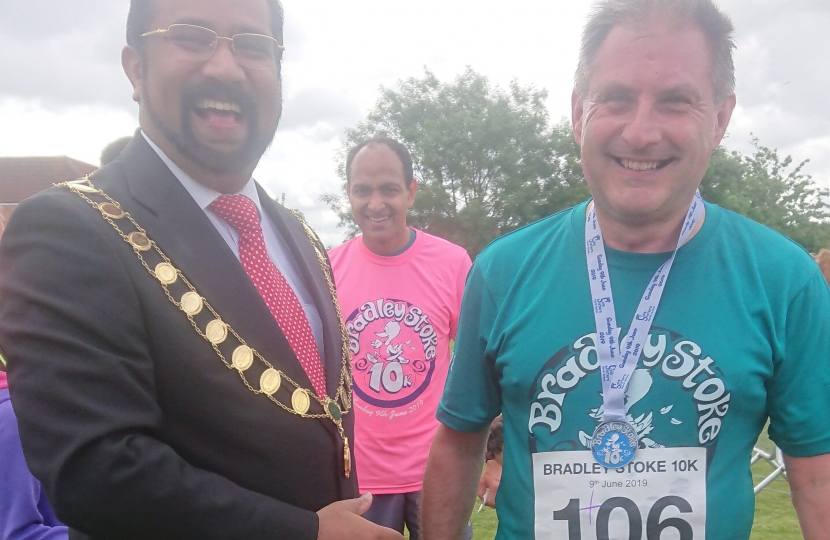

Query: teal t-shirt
[437,201,830,540]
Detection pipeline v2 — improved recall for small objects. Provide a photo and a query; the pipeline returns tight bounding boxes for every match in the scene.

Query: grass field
[466,428,801,539]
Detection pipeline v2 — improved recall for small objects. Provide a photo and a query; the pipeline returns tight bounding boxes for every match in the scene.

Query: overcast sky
[1,0,828,246]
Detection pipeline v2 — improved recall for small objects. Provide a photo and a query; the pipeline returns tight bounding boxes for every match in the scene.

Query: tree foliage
[325,68,830,256]
[701,141,830,252]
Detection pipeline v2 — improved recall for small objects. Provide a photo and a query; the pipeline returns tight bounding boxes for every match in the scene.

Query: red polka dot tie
[210,194,327,398]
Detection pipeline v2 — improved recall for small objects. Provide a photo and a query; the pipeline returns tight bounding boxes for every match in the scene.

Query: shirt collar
[141,130,264,215]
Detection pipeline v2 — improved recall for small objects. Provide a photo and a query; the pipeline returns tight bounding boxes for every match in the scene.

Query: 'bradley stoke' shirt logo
[346,298,438,408]
[528,327,731,458]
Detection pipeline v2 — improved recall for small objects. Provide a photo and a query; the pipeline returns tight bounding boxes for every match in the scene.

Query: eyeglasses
[140,24,284,70]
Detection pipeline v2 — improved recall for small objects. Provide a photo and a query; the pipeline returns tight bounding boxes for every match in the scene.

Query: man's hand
[317,493,404,540]
[477,459,502,509]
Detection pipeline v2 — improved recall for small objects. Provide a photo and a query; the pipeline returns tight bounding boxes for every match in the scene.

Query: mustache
[181,78,257,116]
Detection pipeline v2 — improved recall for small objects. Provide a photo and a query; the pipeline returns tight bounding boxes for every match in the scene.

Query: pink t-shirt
[329,230,471,493]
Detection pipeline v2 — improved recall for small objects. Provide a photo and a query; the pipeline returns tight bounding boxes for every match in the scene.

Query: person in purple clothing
[0,369,68,540]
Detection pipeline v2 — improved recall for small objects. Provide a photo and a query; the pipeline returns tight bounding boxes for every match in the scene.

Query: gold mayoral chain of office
[59,176,354,478]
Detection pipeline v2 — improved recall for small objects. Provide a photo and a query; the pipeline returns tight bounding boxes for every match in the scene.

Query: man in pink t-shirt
[329,138,472,540]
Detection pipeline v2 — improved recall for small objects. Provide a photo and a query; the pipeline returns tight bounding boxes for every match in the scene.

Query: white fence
[752,445,787,495]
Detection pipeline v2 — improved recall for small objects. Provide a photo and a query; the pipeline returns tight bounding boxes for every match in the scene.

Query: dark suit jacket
[0,135,357,540]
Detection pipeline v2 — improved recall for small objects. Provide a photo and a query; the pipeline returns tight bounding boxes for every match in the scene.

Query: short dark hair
[126,0,285,49]
[345,138,415,188]
[575,0,736,101]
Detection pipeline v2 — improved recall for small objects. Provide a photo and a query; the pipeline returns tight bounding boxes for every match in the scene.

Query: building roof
[0,156,97,204]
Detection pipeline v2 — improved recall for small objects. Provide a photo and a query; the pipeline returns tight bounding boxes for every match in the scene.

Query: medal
[591,420,638,468]
[585,192,703,466]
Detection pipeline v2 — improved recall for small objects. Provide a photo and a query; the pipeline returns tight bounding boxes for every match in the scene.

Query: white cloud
[1,0,828,246]
[0,97,137,165]
[278,87,363,135]
[0,2,130,108]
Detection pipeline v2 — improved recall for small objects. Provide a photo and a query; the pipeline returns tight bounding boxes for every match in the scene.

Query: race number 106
[552,495,693,540]
[533,448,706,540]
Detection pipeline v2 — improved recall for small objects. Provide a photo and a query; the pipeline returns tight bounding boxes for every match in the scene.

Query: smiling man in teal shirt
[420,1,830,539]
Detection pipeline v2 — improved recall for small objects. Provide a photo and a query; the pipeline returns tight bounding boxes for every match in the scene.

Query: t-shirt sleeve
[449,251,473,340]
[767,270,830,457]
[437,260,501,432]
[0,398,69,539]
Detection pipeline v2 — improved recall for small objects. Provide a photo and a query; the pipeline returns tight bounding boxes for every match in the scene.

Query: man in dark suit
[0,0,402,539]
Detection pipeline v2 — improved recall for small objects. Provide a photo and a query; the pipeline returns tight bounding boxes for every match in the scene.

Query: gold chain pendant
[343,437,351,478]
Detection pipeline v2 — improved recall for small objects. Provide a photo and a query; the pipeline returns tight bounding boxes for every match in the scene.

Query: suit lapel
[257,187,345,398]
[115,136,315,393]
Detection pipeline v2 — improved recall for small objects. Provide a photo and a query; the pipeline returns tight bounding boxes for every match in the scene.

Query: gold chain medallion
[260,368,282,395]
[180,292,204,316]
[233,345,255,372]
[154,262,178,285]
[205,319,228,344]
[128,231,152,251]
[292,388,311,414]
[98,202,125,219]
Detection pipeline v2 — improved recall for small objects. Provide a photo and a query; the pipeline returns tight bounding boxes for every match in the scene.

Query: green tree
[323,68,589,257]
[701,140,830,253]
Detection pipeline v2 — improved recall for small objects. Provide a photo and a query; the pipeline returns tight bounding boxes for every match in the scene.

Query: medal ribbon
[585,191,704,423]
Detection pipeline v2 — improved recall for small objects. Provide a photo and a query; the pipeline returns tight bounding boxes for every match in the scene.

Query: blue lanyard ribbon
[585,192,704,422]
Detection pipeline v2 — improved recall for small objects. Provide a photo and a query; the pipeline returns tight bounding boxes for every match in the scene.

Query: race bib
[533,448,706,540]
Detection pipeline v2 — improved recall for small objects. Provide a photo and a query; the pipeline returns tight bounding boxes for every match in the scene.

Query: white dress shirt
[142,132,324,357]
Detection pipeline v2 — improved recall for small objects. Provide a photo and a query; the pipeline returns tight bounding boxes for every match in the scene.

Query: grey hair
[574,0,736,101]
